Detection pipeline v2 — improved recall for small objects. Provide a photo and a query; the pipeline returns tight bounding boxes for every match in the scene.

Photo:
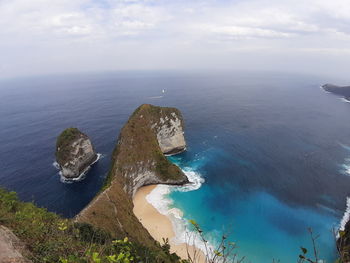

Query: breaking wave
[338,197,350,238]
[146,167,211,255]
[53,153,103,183]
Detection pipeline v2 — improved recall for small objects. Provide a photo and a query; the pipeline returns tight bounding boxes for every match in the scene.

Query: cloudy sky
[1,0,350,79]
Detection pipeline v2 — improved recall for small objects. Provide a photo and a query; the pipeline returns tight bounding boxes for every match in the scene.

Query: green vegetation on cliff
[77,104,188,249]
[103,104,187,191]
[55,128,83,165]
[0,188,182,263]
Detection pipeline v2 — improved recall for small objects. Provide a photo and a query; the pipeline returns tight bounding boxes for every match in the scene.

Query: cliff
[0,188,180,263]
[322,84,350,100]
[75,104,189,246]
[339,221,350,262]
[55,128,98,179]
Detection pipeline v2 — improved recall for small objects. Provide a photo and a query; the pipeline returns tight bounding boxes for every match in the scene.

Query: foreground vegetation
[0,188,182,263]
[1,187,349,263]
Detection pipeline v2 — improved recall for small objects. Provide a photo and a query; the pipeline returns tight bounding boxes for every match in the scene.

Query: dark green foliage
[72,223,112,245]
[337,225,350,262]
[56,128,81,149]
[0,188,181,263]
[55,127,84,165]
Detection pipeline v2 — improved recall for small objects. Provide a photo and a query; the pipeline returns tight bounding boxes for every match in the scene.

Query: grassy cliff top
[56,128,83,149]
[0,188,181,263]
[104,103,187,189]
[55,127,88,165]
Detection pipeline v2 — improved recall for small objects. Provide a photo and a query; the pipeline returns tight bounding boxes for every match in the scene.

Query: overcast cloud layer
[1,0,350,79]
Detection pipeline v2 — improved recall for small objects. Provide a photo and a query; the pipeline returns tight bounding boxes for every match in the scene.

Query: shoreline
[133,185,205,262]
[54,153,102,183]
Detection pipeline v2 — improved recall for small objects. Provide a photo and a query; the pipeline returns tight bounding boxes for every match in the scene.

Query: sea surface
[1,71,350,262]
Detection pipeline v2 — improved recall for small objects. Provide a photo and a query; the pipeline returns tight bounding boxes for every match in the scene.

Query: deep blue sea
[1,71,350,262]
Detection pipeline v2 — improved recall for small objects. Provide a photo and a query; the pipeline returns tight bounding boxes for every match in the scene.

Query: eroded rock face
[76,104,189,243]
[55,128,97,179]
[153,112,186,155]
[0,225,32,263]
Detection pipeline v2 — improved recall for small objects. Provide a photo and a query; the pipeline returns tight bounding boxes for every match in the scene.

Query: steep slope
[339,220,350,262]
[76,104,189,246]
[0,188,180,263]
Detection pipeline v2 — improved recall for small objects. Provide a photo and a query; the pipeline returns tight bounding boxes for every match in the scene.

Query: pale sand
[133,185,206,263]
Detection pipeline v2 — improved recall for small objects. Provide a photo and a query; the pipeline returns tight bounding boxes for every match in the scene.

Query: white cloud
[1,0,350,78]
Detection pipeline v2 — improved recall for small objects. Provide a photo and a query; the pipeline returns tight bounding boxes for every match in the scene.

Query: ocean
[1,71,350,262]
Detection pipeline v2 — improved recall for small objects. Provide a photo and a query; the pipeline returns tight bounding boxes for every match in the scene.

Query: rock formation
[76,104,189,245]
[0,225,32,263]
[322,84,350,101]
[55,128,98,179]
[338,221,350,262]
[155,112,186,155]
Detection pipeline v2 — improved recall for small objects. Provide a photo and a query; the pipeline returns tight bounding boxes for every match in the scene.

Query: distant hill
[322,84,350,100]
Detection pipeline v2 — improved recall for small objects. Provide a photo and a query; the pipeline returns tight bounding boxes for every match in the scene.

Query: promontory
[55,128,98,179]
[322,83,350,101]
[75,104,189,246]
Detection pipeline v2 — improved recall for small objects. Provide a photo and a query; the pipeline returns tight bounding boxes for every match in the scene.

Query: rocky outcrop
[76,104,189,244]
[338,221,350,262]
[154,112,186,155]
[55,128,98,179]
[322,84,350,101]
[0,225,32,263]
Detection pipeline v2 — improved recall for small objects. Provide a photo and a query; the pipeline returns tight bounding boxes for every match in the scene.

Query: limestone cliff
[76,104,189,245]
[55,128,98,179]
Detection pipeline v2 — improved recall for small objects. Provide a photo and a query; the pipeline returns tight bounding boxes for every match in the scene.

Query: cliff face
[55,128,97,179]
[155,112,186,155]
[76,104,189,245]
[339,221,350,262]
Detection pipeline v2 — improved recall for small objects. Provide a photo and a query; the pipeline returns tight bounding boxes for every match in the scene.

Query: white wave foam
[146,168,211,256]
[341,163,350,176]
[341,97,350,103]
[320,85,331,93]
[52,161,60,170]
[59,153,102,183]
[339,197,350,232]
[176,168,205,192]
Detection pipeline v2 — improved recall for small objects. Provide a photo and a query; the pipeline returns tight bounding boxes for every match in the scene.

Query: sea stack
[55,128,98,179]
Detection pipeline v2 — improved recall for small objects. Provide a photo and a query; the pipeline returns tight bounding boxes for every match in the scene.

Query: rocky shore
[55,128,98,179]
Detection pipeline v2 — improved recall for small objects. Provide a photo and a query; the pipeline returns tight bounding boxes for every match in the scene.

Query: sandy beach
[133,185,205,262]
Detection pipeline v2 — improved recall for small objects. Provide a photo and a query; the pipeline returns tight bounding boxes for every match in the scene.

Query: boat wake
[148,96,163,99]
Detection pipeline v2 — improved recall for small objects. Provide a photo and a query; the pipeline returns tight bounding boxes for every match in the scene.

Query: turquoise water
[1,71,350,262]
[168,151,338,262]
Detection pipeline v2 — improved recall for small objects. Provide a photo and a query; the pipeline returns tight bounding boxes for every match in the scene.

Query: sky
[1,0,350,79]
